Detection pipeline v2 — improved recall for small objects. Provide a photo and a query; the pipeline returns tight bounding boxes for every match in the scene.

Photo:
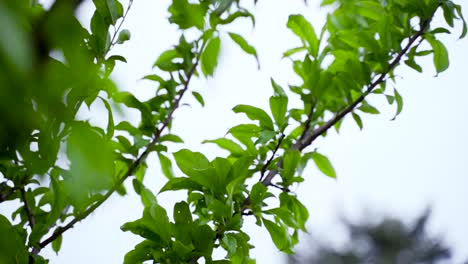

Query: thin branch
[20,187,35,229]
[259,134,285,182]
[297,102,316,144]
[260,16,433,187]
[269,183,290,192]
[107,0,134,54]
[37,59,200,251]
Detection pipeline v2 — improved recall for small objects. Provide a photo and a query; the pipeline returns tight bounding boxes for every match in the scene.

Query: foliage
[288,210,455,264]
[0,0,466,263]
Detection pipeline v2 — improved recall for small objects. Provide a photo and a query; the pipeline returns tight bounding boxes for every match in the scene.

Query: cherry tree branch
[260,17,432,187]
[37,60,200,251]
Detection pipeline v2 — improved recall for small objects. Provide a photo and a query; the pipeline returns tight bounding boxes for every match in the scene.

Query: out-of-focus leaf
[0,215,28,263]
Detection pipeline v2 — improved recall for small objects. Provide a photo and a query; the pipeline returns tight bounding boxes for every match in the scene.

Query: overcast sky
[36,0,468,263]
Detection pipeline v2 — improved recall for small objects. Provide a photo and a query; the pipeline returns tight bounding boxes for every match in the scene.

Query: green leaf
[153,49,180,71]
[250,182,267,209]
[99,97,114,139]
[262,218,292,252]
[311,152,336,178]
[287,14,319,57]
[117,29,131,44]
[228,32,259,68]
[159,134,184,143]
[174,201,192,224]
[203,138,245,157]
[201,36,221,77]
[168,0,206,30]
[93,0,121,25]
[159,177,203,193]
[222,233,238,257]
[425,36,449,73]
[269,96,288,127]
[270,78,287,97]
[0,215,28,264]
[228,124,260,153]
[173,149,210,177]
[282,46,307,58]
[136,182,157,207]
[142,74,164,83]
[282,150,301,182]
[65,123,115,209]
[391,88,404,121]
[233,105,274,131]
[359,102,380,115]
[265,207,298,229]
[158,153,174,179]
[352,112,363,130]
[192,91,205,106]
[123,241,156,264]
[51,234,62,254]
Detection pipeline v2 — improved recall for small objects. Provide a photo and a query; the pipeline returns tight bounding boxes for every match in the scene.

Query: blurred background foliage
[287,209,460,264]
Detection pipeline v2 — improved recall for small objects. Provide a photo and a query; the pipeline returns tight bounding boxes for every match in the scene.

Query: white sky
[35,0,468,263]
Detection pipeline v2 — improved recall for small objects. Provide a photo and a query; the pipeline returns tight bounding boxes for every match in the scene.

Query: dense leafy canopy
[0,0,465,263]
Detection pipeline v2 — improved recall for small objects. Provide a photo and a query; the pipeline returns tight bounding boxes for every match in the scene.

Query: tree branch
[259,134,285,182]
[37,59,200,251]
[260,16,432,187]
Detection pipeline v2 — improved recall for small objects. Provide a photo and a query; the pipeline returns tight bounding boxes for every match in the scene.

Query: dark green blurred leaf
[0,215,28,264]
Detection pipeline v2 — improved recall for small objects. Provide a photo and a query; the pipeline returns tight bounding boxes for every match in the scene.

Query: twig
[107,0,134,53]
[37,59,200,251]
[269,183,290,192]
[259,134,285,182]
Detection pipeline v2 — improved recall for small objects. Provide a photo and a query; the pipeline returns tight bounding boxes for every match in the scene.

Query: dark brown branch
[260,16,432,187]
[37,60,200,251]
[259,134,285,182]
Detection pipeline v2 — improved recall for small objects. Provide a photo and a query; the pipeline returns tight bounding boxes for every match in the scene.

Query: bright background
[36,0,468,263]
